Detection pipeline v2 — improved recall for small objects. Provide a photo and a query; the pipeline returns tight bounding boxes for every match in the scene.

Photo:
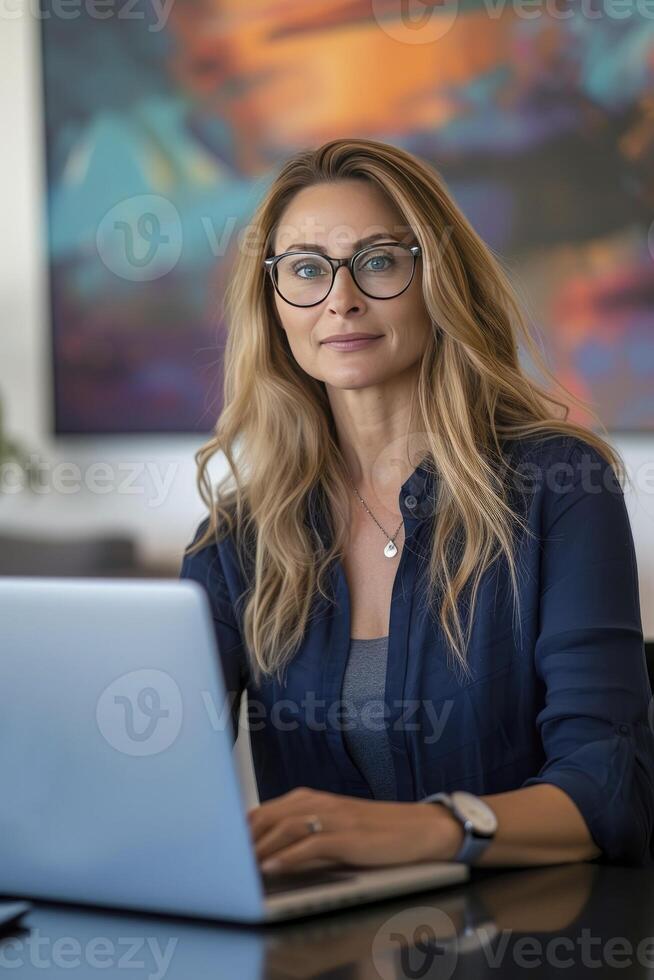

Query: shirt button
[618,723,630,735]
[405,494,418,509]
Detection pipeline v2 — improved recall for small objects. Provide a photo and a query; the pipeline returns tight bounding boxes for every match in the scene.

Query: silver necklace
[346,474,404,559]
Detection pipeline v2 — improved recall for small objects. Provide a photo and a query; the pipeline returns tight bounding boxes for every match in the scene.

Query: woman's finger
[261,830,349,873]
[255,812,329,862]
[248,787,332,841]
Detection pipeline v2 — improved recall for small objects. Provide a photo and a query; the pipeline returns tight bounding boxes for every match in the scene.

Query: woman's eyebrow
[283,233,399,254]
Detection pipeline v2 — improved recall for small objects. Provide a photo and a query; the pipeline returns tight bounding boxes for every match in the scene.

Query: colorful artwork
[41,0,654,432]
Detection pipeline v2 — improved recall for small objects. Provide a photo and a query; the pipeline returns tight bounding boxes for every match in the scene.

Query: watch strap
[421,791,494,863]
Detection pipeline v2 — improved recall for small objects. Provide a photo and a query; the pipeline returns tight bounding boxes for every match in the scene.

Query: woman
[181,138,654,874]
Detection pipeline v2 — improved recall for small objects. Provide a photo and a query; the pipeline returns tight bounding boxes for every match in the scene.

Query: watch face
[451,791,498,835]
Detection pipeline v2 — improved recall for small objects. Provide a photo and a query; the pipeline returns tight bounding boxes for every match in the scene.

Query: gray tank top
[341,635,397,800]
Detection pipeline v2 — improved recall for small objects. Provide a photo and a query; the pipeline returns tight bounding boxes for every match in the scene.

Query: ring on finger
[305,813,323,835]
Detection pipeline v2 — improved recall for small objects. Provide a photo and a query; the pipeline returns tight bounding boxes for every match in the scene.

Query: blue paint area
[575,340,615,379]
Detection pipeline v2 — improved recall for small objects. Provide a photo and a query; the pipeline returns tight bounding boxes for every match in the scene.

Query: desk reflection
[2,863,653,978]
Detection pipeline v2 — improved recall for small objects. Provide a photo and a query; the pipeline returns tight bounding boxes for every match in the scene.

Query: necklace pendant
[384,540,398,559]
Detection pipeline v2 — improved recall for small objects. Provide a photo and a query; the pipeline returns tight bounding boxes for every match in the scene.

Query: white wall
[1,13,653,626]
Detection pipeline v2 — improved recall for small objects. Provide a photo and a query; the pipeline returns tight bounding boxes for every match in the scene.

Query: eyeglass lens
[273,244,415,305]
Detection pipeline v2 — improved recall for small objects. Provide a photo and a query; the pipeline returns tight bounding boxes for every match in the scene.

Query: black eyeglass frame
[262,242,422,308]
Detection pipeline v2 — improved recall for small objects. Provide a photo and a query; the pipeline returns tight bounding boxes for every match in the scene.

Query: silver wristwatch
[422,790,498,863]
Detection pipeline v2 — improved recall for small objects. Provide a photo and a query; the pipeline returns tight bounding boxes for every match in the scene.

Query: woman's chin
[323,373,388,391]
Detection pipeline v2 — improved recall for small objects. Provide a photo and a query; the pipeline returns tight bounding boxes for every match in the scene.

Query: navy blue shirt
[180,434,654,866]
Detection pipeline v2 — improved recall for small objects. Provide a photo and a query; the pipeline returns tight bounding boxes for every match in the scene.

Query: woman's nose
[327,265,366,313]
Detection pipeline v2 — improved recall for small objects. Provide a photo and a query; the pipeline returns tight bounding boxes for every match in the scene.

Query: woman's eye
[363,254,393,271]
[293,263,324,279]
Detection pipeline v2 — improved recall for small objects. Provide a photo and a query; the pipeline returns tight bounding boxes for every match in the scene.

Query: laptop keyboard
[262,867,358,896]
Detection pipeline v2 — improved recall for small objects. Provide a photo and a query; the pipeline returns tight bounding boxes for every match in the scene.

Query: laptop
[0,577,468,923]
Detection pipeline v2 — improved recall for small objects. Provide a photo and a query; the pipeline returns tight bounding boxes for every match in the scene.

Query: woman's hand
[246,786,464,873]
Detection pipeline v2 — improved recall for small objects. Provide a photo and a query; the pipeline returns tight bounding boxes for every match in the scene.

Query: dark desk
[1,863,653,978]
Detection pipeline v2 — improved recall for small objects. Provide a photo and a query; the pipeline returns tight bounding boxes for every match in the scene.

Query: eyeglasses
[263,242,422,308]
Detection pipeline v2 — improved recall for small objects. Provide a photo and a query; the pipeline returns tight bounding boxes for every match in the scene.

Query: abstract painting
[41,0,654,432]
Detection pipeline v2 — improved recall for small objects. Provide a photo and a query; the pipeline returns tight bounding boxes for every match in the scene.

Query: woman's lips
[321,336,383,351]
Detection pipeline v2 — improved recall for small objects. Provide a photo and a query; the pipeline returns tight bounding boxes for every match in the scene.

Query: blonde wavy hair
[186,137,626,688]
